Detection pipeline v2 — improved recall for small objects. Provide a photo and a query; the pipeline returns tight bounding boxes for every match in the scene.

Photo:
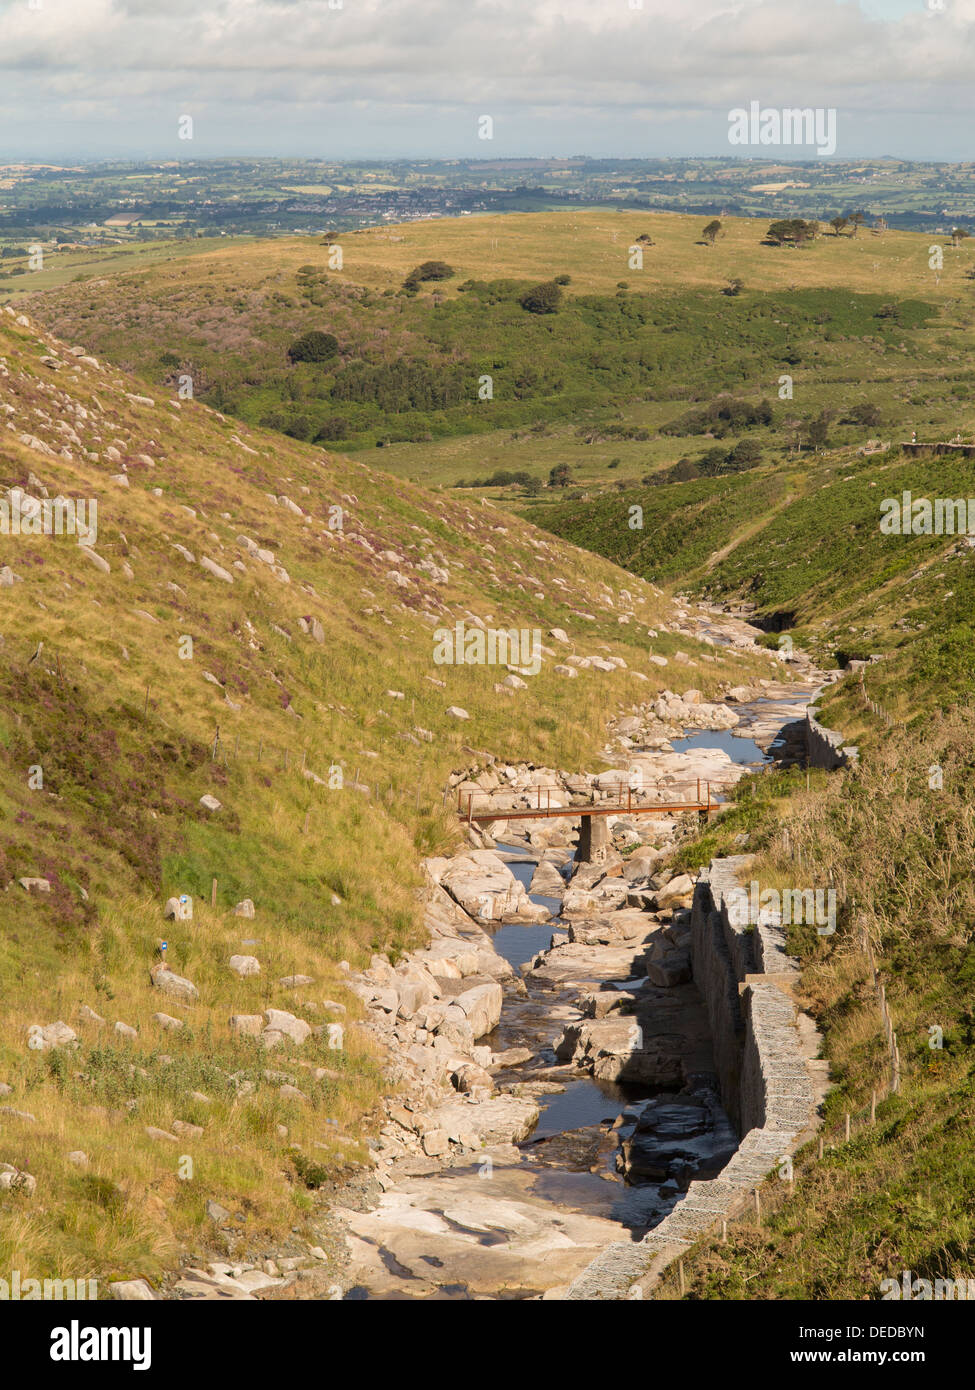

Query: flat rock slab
[338,1153,624,1298]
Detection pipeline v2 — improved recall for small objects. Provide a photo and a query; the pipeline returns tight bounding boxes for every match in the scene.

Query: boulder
[109,1280,158,1301]
[26,1021,77,1052]
[229,955,261,979]
[453,981,503,1040]
[0,1164,36,1196]
[261,1010,311,1048]
[18,877,51,894]
[234,899,255,918]
[229,1014,264,1037]
[153,1013,184,1031]
[150,964,199,1002]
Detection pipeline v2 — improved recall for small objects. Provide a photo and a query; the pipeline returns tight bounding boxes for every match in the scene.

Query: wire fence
[649,1073,899,1299]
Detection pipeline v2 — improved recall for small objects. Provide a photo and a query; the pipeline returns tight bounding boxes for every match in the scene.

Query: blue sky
[0,0,974,162]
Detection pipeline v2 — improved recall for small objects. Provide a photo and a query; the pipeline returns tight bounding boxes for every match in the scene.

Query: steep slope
[0,304,772,1286]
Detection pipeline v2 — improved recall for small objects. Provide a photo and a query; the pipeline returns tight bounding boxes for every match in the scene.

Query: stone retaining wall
[562,855,821,1300]
[805,708,858,770]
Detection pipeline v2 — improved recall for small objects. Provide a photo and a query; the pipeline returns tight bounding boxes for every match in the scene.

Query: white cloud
[1,0,974,156]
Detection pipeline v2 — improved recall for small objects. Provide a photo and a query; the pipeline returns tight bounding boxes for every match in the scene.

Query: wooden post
[211,877,217,908]
[754,1189,761,1224]
[678,1261,685,1296]
[721,1220,727,1244]
[818,1137,824,1160]
[845,1112,851,1142]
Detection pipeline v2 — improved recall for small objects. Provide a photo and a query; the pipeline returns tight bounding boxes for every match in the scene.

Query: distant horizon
[0,152,970,169]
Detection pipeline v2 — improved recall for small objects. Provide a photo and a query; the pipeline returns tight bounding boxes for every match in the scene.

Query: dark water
[670,727,770,766]
[487,848,566,970]
[530,1077,649,1140]
[487,844,663,1177]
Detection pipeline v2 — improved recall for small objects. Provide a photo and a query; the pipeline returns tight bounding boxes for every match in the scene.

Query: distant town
[2,155,975,255]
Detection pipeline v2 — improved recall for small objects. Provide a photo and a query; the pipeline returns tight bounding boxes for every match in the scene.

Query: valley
[1,199,973,1308]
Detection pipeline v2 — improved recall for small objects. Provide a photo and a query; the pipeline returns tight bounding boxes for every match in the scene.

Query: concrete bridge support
[576,814,611,864]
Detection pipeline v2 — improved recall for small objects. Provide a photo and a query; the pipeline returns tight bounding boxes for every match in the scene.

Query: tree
[951,228,970,247]
[553,274,572,285]
[702,219,722,246]
[548,463,572,487]
[523,477,543,496]
[287,330,339,363]
[808,409,835,449]
[844,402,882,428]
[848,212,867,238]
[410,260,454,282]
[766,218,820,247]
[315,416,352,441]
[829,216,849,237]
[520,281,563,315]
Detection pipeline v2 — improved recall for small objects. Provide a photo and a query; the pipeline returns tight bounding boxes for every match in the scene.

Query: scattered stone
[109,1279,158,1301]
[153,1013,184,1031]
[150,963,199,1002]
[0,1164,36,1196]
[26,1021,77,1052]
[229,1014,264,1037]
[229,955,261,979]
[234,899,255,918]
[145,1126,179,1144]
[18,877,51,894]
[199,794,222,813]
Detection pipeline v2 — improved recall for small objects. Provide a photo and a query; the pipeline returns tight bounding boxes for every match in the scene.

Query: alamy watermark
[728,102,837,158]
[0,1269,97,1300]
[725,879,837,936]
[881,1269,975,1300]
[0,489,97,547]
[880,492,975,535]
[433,620,542,676]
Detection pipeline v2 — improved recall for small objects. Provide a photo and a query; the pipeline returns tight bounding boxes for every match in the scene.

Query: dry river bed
[333,663,826,1300]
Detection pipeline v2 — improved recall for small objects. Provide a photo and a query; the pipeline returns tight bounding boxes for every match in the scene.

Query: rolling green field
[15,209,975,501]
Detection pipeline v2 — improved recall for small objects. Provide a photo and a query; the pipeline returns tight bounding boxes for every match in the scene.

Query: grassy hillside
[16,209,975,500]
[0,304,771,1288]
[538,439,975,719]
[652,716,975,1300]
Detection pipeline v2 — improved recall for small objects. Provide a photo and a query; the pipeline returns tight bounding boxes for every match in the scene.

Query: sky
[1,0,975,162]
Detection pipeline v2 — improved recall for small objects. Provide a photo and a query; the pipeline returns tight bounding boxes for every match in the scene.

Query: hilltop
[15,208,975,501]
